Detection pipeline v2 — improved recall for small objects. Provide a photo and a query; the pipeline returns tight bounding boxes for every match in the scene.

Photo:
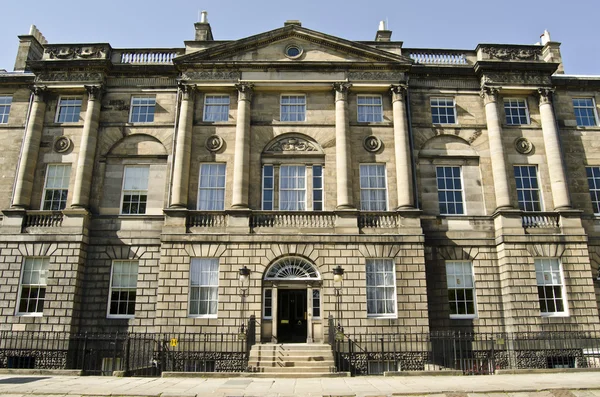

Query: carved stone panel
[480,72,552,87]
[481,46,541,61]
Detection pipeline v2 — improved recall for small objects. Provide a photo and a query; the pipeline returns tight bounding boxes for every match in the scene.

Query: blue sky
[1,0,598,75]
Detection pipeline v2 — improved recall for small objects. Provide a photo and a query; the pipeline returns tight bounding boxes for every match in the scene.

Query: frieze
[348,71,406,81]
[35,71,104,82]
[45,45,109,60]
[264,136,319,153]
[481,72,552,86]
[180,71,241,80]
[481,46,541,61]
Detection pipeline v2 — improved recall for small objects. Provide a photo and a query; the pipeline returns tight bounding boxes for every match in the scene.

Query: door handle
[304,312,307,320]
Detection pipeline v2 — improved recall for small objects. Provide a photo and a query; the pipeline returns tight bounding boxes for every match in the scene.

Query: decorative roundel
[54,136,72,153]
[284,44,303,59]
[514,137,534,154]
[363,136,383,153]
[205,135,224,152]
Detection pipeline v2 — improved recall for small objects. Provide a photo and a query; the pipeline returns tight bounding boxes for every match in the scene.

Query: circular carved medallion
[514,137,534,154]
[54,136,72,153]
[205,135,224,152]
[363,136,383,153]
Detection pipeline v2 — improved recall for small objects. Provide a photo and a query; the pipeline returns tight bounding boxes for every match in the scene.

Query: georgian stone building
[1,16,600,346]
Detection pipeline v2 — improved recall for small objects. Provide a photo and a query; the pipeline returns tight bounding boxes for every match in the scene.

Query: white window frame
[586,166,600,215]
[360,164,388,211]
[436,166,465,215]
[446,261,477,319]
[262,165,274,210]
[280,94,306,122]
[41,164,71,211]
[129,95,156,123]
[197,163,226,210]
[312,165,324,211]
[55,96,82,123]
[535,258,568,317]
[366,258,397,318]
[120,165,149,215]
[357,95,383,123]
[189,258,219,318]
[504,98,530,125]
[107,260,138,319]
[16,257,49,316]
[514,165,543,212]
[279,165,306,211]
[573,98,599,127]
[203,94,230,122]
[263,288,273,320]
[430,97,457,124]
[312,289,321,319]
[0,96,12,124]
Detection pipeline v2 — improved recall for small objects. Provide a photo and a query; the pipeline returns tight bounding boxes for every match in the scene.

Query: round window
[285,44,303,59]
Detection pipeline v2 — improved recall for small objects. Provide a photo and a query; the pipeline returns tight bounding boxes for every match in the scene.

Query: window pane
[189,258,219,316]
[514,166,542,212]
[366,259,396,316]
[436,166,464,215]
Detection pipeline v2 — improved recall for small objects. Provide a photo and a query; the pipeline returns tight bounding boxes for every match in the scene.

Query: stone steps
[248,343,340,377]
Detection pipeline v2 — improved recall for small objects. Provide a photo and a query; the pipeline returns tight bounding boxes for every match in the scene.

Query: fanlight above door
[264,257,320,281]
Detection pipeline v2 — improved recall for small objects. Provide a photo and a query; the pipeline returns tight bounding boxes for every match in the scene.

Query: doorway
[277,289,307,343]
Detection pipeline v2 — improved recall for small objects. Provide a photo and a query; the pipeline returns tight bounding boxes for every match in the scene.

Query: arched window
[264,256,320,281]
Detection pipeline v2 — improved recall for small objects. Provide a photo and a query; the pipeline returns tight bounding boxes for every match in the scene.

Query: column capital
[333,82,352,101]
[84,84,103,101]
[30,85,47,102]
[537,87,554,105]
[235,83,254,102]
[480,85,499,105]
[178,83,196,101]
[390,84,408,102]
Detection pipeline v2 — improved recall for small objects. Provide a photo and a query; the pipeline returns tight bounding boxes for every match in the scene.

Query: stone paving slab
[0,373,599,397]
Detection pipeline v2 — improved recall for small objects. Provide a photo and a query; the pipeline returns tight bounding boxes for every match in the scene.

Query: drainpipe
[404,77,419,209]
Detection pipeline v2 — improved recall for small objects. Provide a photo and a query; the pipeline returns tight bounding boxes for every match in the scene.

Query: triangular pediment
[175,25,412,65]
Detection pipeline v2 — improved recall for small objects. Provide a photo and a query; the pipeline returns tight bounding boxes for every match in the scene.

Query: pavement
[1,372,600,397]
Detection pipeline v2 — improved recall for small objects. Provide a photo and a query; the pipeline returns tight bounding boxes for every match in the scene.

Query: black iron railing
[0,317,256,376]
[328,317,600,375]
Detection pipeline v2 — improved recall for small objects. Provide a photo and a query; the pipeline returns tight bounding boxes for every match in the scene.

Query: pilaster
[231,83,253,209]
[12,86,47,209]
[481,85,512,210]
[538,88,571,210]
[333,82,354,210]
[170,83,196,208]
[71,85,103,209]
[390,84,414,209]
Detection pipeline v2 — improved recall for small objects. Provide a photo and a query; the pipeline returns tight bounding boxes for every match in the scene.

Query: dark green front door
[277,289,307,343]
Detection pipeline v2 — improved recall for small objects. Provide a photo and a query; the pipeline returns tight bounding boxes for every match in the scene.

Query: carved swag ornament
[45,46,109,60]
[481,46,541,61]
[265,136,318,153]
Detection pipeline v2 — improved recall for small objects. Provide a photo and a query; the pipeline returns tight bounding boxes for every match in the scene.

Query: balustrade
[23,211,63,228]
[408,51,470,65]
[250,212,335,229]
[358,212,399,229]
[521,212,560,228]
[116,49,183,64]
[187,212,227,228]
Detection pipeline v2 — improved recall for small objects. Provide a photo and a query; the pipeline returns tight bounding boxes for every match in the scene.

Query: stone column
[333,83,354,209]
[390,84,414,209]
[481,86,512,210]
[12,86,47,209]
[71,85,102,208]
[538,88,571,209]
[170,84,195,208]
[231,83,253,209]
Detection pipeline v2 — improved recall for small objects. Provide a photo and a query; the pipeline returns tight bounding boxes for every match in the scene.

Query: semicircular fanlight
[264,257,320,281]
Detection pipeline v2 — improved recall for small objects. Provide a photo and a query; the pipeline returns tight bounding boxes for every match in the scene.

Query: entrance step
[248,343,340,377]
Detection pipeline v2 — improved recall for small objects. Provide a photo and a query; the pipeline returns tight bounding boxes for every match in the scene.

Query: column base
[335,204,355,210]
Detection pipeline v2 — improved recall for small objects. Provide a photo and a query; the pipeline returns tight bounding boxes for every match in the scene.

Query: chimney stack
[14,24,46,72]
[194,11,214,41]
[375,20,392,42]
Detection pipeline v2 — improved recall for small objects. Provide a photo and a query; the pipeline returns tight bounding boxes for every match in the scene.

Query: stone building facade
[1,18,600,346]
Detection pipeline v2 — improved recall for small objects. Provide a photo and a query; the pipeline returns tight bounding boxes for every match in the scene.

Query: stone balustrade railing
[187,212,227,228]
[250,212,336,229]
[23,211,63,228]
[407,49,472,65]
[114,49,184,64]
[358,212,399,229]
[521,212,560,228]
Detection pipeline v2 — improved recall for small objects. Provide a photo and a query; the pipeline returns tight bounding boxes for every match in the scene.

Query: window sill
[107,315,135,320]
[188,314,218,319]
[367,314,397,320]
[450,314,477,320]
[16,312,43,317]
[541,312,569,318]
